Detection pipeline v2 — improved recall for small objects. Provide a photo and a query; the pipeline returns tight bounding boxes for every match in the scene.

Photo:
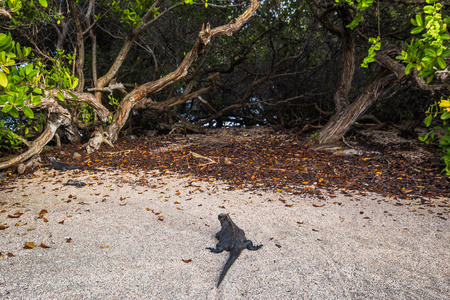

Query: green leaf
[38,0,48,7]
[442,112,450,120]
[23,106,34,119]
[8,106,19,118]
[57,91,65,101]
[31,95,41,106]
[424,115,433,127]
[0,71,7,87]
[2,103,12,113]
[411,27,424,35]
[416,15,423,27]
[437,57,446,69]
[67,91,78,99]
[25,63,33,75]
[424,48,436,57]
[405,63,414,75]
[423,6,435,14]
[72,77,79,89]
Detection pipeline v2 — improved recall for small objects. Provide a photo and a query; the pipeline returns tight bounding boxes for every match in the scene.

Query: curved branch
[0,99,72,170]
[107,0,261,142]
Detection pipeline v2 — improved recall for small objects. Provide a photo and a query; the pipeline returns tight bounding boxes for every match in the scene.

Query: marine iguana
[206,213,263,287]
[48,157,103,171]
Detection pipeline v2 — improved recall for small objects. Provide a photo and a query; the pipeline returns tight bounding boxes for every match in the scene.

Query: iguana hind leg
[244,240,263,251]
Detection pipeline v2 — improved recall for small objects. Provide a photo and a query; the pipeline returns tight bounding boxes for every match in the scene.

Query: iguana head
[218,213,229,224]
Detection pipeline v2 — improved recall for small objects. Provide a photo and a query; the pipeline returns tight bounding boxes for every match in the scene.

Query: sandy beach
[0,168,449,299]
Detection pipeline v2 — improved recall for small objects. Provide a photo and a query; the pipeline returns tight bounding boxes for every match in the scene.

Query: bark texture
[312,45,406,147]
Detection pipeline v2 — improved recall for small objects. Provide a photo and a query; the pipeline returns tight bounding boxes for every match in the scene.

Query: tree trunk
[0,98,72,170]
[68,0,85,92]
[311,45,406,147]
[334,28,355,113]
[312,71,397,147]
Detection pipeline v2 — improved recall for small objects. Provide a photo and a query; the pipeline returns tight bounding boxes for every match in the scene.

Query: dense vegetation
[0,0,449,173]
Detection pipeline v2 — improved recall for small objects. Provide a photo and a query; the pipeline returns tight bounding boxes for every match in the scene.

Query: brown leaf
[40,243,50,248]
[66,237,72,243]
[182,259,192,263]
[8,211,23,218]
[0,225,8,230]
[7,252,14,257]
[100,245,109,249]
[24,242,36,249]
[312,204,325,207]
[58,220,65,224]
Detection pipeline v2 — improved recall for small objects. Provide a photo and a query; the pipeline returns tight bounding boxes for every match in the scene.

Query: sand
[0,168,449,299]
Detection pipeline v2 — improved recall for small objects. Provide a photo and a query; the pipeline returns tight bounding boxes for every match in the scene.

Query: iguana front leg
[206,244,225,253]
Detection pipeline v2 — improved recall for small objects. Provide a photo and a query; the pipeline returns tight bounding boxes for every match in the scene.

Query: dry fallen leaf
[40,243,50,248]
[8,211,23,218]
[24,242,36,249]
[312,204,325,207]
[182,259,192,263]
[100,245,109,249]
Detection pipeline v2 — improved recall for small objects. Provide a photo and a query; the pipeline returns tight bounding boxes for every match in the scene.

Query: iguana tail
[217,247,241,287]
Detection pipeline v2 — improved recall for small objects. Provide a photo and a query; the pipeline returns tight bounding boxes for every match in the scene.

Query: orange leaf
[24,242,36,249]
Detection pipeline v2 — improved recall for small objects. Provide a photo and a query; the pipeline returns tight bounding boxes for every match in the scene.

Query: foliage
[0,0,79,151]
[397,0,450,81]
[420,98,450,174]
[0,32,42,119]
[335,0,374,30]
[397,0,450,175]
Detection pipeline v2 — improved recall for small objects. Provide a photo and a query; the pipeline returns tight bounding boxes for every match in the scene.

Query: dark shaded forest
[0,0,450,174]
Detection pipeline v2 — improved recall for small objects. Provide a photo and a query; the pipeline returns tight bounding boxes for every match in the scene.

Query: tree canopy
[0,0,449,173]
